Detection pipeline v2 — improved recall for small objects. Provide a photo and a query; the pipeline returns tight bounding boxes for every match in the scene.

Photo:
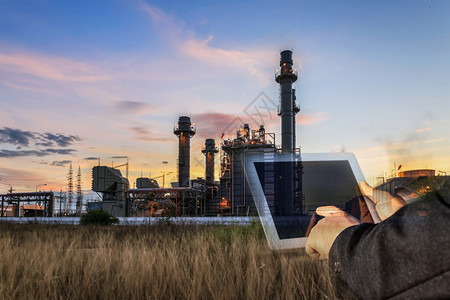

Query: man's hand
[360,181,407,221]
[306,206,360,261]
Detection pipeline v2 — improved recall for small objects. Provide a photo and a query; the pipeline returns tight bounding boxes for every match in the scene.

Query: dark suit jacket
[329,192,450,299]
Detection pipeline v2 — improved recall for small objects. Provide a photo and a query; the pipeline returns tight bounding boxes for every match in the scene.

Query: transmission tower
[67,163,73,212]
[76,166,83,214]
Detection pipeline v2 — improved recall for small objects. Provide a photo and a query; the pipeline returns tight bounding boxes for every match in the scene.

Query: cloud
[84,157,100,160]
[0,50,108,82]
[111,156,129,159]
[129,126,172,142]
[140,3,274,86]
[51,160,72,167]
[0,127,81,157]
[194,112,247,138]
[36,142,54,147]
[376,132,446,163]
[0,167,42,183]
[0,148,76,158]
[114,100,151,114]
[298,112,328,126]
[0,127,81,148]
[193,110,327,139]
[415,127,432,133]
[45,149,76,155]
[0,149,46,157]
[40,133,82,147]
[0,127,35,146]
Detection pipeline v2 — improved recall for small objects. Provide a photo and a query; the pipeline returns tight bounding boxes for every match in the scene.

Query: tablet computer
[244,152,381,250]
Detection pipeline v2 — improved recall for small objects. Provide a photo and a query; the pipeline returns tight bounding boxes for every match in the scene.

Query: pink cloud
[140,3,275,86]
[0,50,108,82]
[128,126,173,142]
[193,111,327,140]
[193,112,243,138]
[298,112,327,125]
[415,127,432,133]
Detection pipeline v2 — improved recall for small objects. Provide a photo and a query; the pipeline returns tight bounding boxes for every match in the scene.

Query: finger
[360,181,396,205]
[305,243,317,256]
[360,181,374,200]
[316,206,346,217]
[305,244,323,261]
[395,187,419,203]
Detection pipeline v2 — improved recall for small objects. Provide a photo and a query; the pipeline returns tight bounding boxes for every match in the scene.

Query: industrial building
[375,169,450,201]
[109,50,303,217]
[0,192,55,217]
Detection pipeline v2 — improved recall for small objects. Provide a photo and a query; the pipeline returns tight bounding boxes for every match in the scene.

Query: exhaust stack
[202,139,218,184]
[174,116,196,187]
[276,50,298,153]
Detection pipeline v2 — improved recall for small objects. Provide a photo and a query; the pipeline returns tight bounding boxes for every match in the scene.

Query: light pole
[36,184,47,192]
[161,171,173,188]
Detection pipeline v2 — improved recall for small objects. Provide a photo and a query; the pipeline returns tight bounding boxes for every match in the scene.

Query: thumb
[316,206,346,217]
[360,181,375,202]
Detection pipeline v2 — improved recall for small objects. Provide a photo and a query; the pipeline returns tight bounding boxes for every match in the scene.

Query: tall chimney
[276,50,298,153]
[174,116,196,187]
[292,89,300,150]
[202,139,218,184]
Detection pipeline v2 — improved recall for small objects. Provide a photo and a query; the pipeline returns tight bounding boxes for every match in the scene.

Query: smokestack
[276,50,298,153]
[292,89,300,150]
[202,139,218,184]
[174,116,196,187]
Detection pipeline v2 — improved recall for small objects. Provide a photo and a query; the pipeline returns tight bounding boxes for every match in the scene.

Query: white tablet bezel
[244,152,381,250]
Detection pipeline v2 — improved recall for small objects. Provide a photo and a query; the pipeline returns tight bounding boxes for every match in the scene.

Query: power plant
[3,49,447,219]
[120,50,302,217]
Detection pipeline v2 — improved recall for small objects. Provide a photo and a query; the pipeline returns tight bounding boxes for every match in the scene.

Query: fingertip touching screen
[247,154,373,244]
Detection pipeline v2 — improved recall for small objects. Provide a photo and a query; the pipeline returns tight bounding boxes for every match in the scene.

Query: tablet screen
[253,160,373,240]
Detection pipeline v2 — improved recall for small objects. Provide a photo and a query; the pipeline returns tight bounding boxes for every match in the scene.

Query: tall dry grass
[0,222,339,299]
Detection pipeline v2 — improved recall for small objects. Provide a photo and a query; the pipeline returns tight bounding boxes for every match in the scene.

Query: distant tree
[80,210,119,226]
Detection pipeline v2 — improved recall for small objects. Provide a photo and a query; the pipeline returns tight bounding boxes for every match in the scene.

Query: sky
[0,0,449,197]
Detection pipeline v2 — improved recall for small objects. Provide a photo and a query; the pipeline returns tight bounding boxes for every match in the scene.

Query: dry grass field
[0,222,341,299]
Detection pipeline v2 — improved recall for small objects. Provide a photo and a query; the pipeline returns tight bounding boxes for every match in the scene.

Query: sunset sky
[1,0,449,196]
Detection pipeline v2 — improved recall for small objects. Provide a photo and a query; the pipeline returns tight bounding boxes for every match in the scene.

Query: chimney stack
[202,139,218,184]
[276,50,298,153]
[174,116,196,187]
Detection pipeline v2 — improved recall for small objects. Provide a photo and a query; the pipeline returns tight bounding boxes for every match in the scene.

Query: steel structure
[67,163,73,210]
[76,165,83,214]
[1,192,54,217]
[206,124,277,216]
[125,187,199,217]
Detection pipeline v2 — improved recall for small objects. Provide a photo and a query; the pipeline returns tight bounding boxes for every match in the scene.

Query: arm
[329,193,450,299]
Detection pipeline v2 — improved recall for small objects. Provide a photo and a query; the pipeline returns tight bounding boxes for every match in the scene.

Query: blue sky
[0,0,449,194]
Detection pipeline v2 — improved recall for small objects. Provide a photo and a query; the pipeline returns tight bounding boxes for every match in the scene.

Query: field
[0,222,341,299]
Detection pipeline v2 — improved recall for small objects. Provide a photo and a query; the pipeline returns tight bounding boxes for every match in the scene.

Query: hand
[360,181,407,221]
[306,206,360,261]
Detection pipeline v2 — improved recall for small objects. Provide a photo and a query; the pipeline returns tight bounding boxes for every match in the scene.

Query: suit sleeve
[328,193,450,299]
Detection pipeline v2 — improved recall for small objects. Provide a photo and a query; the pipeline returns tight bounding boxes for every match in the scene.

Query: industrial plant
[1,50,449,218]
[85,50,302,217]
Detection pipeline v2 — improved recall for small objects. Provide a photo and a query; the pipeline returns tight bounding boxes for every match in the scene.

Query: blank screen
[254,160,373,239]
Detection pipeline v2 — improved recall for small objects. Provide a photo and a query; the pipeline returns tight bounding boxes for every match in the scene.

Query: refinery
[1,50,448,219]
